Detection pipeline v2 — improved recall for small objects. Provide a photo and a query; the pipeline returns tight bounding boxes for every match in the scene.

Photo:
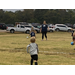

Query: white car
[6,24,40,34]
[6,24,31,33]
[54,24,72,32]
[47,26,55,32]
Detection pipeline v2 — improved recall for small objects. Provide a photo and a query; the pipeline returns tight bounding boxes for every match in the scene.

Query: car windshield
[25,26,32,28]
[37,26,40,28]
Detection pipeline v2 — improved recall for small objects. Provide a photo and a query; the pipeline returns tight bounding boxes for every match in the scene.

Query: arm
[40,28,42,33]
[40,25,42,33]
[26,44,30,53]
[48,26,49,31]
[71,30,74,36]
[36,44,39,53]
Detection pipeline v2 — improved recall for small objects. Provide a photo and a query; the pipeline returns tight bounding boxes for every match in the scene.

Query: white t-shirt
[27,43,39,55]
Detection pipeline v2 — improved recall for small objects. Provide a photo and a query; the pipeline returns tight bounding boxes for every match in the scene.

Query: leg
[34,55,38,65]
[34,60,38,65]
[73,41,75,44]
[45,32,47,40]
[42,32,44,40]
[31,56,33,65]
[31,58,33,65]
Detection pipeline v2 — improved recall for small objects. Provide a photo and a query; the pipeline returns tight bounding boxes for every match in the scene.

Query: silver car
[55,24,72,32]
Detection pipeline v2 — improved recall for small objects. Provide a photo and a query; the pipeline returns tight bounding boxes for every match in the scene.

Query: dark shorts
[73,37,75,41]
[31,54,38,61]
[73,39,75,41]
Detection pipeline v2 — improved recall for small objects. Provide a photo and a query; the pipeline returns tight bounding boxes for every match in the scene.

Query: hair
[43,20,46,25]
[30,37,35,43]
[30,27,36,33]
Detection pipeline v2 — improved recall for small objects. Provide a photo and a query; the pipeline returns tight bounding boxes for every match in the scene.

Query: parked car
[40,25,55,32]
[73,24,75,29]
[5,24,14,27]
[47,25,55,32]
[64,23,73,28]
[24,25,40,33]
[55,24,72,32]
[0,23,7,30]
[6,24,40,34]
[6,24,31,33]
[33,26,41,29]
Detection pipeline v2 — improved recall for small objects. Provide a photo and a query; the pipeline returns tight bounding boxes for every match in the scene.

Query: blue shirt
[42,24,48,32]
[30,32,35,37]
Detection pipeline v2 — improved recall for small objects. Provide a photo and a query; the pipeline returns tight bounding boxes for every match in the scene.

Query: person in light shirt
[26,37,39,65]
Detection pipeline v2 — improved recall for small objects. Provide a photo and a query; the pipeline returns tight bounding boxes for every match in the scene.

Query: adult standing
[40,21,49,41]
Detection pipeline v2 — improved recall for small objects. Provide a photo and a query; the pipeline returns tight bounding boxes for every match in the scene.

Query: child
[71,28,75,44]
[73,32,75,44]
[29,27,36,38]
[26,37,39,65]
[71,28,74,36]
[71,32,75,50]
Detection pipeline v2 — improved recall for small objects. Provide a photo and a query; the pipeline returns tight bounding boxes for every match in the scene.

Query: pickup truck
[6,24,40,33]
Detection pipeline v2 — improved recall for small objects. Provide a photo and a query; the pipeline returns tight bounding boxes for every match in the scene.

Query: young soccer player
[71,28,75,44]
[29,27,36,38]
[26,37,39,65]
[71,28,74,36]
[71,32,75,50]
[72,32,75,45]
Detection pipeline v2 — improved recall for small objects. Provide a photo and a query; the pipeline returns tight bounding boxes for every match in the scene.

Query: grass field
[0,31,75,65]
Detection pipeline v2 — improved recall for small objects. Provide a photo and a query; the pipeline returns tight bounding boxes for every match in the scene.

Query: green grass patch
[0,31,75,65]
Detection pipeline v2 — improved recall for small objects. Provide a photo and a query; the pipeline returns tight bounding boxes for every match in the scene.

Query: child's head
[31,27,34,31]
[31,27,36,33]
[30,37,35,43]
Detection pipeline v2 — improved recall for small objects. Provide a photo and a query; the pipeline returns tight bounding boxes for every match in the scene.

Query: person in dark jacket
[40,21,49,41]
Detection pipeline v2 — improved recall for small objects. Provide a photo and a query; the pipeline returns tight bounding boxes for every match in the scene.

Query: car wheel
[10,30,14,33]
[50,30,53,32]
[26,30,30,34]
[55,28,60,32]
[68,29,71,32]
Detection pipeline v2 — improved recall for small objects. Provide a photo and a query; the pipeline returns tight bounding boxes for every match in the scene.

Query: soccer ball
[71,42,74,45]
[27,36,29,39]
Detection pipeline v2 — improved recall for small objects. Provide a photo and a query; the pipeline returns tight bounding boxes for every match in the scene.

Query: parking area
[0,28,75,33]
[0,30,6,32]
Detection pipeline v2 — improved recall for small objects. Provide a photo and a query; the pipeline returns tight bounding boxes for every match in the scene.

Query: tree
[34,9,49,23]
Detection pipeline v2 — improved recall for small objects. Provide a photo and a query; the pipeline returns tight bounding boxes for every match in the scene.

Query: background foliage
[0,9,75,24]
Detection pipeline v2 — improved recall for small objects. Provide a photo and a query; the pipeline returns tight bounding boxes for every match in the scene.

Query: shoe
[41,39,43,41]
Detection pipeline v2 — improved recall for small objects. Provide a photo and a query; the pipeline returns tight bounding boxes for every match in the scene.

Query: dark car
[65,23,73,28]
[0,23,7,30]
[33,26,41,29]
[5,24,14,27]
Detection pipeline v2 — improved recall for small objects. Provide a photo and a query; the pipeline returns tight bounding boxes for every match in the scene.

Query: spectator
[40,21,49,41]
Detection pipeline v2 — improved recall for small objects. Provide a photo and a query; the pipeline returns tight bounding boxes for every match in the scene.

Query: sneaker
[41,39,43,41]
[46,38,47,41]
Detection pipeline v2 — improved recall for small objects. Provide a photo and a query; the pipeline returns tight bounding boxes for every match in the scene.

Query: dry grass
[0,31,75,65]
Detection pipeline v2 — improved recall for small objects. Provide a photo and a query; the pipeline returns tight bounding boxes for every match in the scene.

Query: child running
[26,37,39,65]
